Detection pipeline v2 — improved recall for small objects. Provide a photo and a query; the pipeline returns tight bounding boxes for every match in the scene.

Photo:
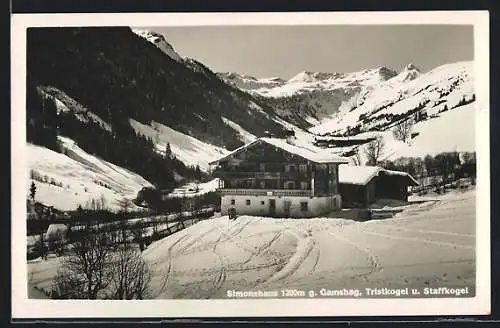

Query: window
[285,181,295,189]
[260,163,266,171]
[246,199,251,206]
[300,202,308,212]
[299,164,308,173]
[231,199,235,205]
[261,200,265,205]
[260,181,266,189]
[244,180,254,188]
[300,181,308,190]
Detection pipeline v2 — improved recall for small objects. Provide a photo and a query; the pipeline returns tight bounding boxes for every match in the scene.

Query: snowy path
[138,189,476,299]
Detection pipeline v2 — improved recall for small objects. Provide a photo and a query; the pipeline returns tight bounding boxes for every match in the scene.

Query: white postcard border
[11,11,490,318]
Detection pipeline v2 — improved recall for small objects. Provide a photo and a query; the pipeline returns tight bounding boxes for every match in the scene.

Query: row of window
[228,180,310,189]
[229,199,309,211]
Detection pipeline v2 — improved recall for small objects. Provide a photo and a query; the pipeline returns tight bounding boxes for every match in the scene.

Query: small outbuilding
[339,165,419,208]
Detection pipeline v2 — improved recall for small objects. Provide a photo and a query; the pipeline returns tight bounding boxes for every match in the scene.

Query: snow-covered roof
[339,164,419,186]
[209,138,350,165]
[339,165,383,185]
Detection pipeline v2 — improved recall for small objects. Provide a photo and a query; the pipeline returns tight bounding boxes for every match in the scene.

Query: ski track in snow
[145,189,474,297]
[29,190,476,299]
[324,227,383,280]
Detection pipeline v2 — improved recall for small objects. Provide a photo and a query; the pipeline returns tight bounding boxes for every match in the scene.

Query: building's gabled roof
[208,137,350,166]
[339,164,420,186]
[339,164,383,185]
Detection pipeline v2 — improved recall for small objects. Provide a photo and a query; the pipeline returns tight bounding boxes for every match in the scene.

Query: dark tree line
[57,112,199,190]
[26,76,59,151]
[380,151,476,187]
[136,188,221,213]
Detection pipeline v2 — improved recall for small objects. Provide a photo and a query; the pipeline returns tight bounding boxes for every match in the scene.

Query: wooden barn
[338,165,419,208]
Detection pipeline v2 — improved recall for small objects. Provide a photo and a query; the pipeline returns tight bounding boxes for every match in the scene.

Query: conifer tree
[30,181,37,201]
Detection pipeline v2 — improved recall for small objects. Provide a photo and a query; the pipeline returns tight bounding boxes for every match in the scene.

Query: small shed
[339,165,382,208]
[339,165,419,208]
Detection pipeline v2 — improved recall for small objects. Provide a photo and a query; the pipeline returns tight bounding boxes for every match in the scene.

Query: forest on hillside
[26,74,204,190]
[26,27,288,151]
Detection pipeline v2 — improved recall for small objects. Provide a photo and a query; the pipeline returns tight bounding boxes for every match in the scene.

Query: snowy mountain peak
[287,71,343,83]
[131,28,183,62]
[216,71,286,90]
[376,66,399,81]
[394,63,422,82]
[405,63,421,72]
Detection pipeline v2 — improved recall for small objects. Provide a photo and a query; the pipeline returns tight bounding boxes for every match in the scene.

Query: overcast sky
[146,25,474,79]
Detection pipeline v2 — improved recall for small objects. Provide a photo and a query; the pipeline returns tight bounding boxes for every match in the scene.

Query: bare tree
[392,118,414,143]
[52,231,112,299]
[414,157,425,186]
[117,197,134,244]
[350,147,362,166]
[131,221,146,252]
[118,197,134,213]
[108,243,152,299]
[364,137,385,166]
[48,229,66,257]
[99,194,108,211]
[423,154,434,178]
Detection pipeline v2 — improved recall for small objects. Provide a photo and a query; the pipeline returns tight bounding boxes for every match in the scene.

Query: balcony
[213,170,310,180]
[217,188,312,197]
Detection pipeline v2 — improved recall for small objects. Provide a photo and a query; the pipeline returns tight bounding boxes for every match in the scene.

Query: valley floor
[27,188,475,299]
[143,188,475,299]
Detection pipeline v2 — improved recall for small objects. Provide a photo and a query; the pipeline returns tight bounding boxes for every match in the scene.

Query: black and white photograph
[11,11,490,318]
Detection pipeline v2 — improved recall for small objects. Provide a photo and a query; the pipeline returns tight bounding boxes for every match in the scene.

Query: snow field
[27,188,476,299]
[310,61,473,135]
[221,116,257,144]
[142,188,475,298]
[129,118,229,171]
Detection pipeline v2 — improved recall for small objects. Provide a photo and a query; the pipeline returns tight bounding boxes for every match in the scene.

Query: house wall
[214,141,341,199]
[375,175,409,201]
[338,184,365,208]
[221,194,342,218]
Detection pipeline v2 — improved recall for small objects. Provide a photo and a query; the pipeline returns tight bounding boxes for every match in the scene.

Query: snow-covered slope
[217,72,286,91]
[336,102,476,165]
[129,119,229,171]
[218,67,398,128]
[311,61,473,135]
[384,102,476,160]
[137,189,476,299]
[28,136,154,212]
[221,117,257,144]
[219,61,473,137]
[219,67,396,98]
[166,178,220,198]
[131,28,183,62]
